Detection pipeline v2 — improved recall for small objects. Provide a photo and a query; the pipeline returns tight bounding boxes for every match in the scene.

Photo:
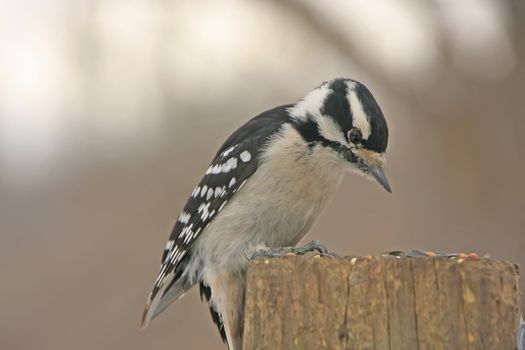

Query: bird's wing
[141,105,291,328]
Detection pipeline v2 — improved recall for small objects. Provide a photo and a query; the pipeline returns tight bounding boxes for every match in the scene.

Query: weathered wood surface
[242,255,521,350]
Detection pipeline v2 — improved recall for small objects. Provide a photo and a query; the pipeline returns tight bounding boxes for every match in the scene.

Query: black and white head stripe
[288,78,388,153]
[142,106,289,324]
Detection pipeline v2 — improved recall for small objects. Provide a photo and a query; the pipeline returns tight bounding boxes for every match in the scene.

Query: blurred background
[1,0,524,349]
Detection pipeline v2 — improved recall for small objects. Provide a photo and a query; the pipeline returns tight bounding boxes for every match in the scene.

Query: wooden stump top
[243,255,521,350]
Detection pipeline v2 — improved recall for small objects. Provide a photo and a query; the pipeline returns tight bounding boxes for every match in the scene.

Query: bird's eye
[348,128,362,145]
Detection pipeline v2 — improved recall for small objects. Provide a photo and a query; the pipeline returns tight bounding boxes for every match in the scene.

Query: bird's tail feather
[140,273,195,329]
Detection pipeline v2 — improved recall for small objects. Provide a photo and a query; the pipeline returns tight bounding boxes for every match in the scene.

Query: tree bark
[242,255,521,350]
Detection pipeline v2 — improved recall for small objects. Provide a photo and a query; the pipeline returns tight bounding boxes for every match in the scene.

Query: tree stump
[242,255,521,350]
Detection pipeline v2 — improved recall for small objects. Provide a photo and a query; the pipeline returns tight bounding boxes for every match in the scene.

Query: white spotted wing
[142,105,291,327]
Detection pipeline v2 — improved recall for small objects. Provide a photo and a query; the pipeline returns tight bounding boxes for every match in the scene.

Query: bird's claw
[250,240,337,260]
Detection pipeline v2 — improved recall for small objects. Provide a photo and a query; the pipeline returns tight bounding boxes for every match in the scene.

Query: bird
[141,78,391,350]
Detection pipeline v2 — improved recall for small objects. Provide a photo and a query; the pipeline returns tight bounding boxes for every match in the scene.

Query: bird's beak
[368,163,392,193]
[351,148,392,193]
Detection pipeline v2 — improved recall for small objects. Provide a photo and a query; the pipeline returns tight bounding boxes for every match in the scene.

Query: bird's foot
[296,240,338,256]
[250,240,337,260]
[382,250,478,260]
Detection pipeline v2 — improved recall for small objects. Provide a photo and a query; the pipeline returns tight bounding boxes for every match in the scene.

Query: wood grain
[242,255,521,350]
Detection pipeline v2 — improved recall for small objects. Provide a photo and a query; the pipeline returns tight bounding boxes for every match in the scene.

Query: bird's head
[289,78,391,192]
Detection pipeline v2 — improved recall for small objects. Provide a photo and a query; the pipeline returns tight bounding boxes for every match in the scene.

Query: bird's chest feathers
[255,150,340,205]
[257,125,345,204]
[234,128,344,245]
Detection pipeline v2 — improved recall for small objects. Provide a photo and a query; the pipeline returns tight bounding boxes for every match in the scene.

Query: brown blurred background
[1,0,524,349]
